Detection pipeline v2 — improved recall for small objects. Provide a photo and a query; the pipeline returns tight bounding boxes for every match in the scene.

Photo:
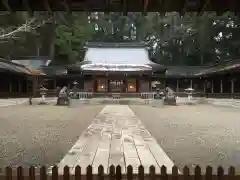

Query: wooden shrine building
[0,58,32,98]
[66,42,166,93]
[1,43,240,99]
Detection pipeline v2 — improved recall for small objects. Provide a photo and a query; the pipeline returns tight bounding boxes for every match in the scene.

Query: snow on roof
[84,47,153,65]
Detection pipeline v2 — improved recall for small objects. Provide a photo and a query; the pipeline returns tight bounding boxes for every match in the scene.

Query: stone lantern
[39,86,48,104]
[184,87,194,104]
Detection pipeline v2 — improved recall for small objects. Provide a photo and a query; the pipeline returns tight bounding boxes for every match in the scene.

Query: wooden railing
[0,165,238,180]
[175,92,240,99]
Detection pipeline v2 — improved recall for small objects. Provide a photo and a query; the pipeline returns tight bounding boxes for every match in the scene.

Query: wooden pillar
[32,76,38,97]
[147,78,151,92]
[105,78,108,92]
[220,79,223,93]
[53,78,57,89]
[176,79,179,92]
[211,79,214,93]
[18,81,22,93]
[9,76,12,93]
[203,80,206,93]
[231,79,234,94]
[26,80,28,93]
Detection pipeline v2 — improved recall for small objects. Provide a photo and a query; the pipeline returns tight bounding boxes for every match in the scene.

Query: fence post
[64,166,70,180]
[161,165,167,180]
[40,166,47,180]
[217,166,224,180]
[172,166,178,180]
[109,165,115,180]
[116,165,122,180]
[29,166,35,180]
[194,165,201,180]
[17,166,23,180]
[183,166,190,180]
[149,165,155,180]
[138,165,144,180]
[228,166,235,180]
[127,165,133,180]
[98,165,104,180]
[52,165,58,180]
[5,166,12,180]
[87,165,93,180]
[205,166,212,180]
[75,165,81,180]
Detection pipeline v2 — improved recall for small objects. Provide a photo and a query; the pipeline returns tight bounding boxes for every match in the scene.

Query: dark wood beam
[44,0,52,13]
[122,0,127,16]
[179,0,188,17]
[159,0,165,16]
[215,0,226,16]
[104,0,110,14]
[23,0,33,15]
[62,0,70,12]
[2,0,11,12]
[197,0,208,16]
[1,0,240,13]
[142,0,148,16]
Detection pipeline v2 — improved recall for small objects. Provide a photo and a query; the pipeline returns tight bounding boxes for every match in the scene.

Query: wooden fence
[0,165,239,180]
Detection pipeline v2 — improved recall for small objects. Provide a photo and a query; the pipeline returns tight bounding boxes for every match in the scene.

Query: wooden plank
[72,106,115,174]
[124,115,159,173]
[126,106,177,174]
[57,106,112,174]
[145,138,177,174]
[133,134,159,173]
[71,126,101,174]
[57,131,89,174]
[108,107,127,173]
[92,129,112,174]
[108,132,126,173]
[122,130,141,174]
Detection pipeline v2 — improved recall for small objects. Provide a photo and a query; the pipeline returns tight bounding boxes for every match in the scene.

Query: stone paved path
[0,98,28,107]
[57,105,175,174]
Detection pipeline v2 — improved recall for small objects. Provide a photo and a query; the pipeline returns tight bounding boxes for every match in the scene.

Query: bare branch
[0,15,53,40]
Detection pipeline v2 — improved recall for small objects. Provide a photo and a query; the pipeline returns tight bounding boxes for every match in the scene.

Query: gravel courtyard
[0,103,240,174]
[0,105,103,170]
[131,104,240,173]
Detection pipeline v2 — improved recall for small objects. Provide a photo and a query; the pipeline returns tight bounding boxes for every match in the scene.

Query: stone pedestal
[57,97,69,106]
[164,94,176,105]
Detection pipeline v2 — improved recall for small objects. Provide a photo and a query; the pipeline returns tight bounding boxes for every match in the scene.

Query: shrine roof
[194,59,240,76]
[165,66,207,77]
[11,56,52,75]
[0,58,32,75]
[73,42,166,72]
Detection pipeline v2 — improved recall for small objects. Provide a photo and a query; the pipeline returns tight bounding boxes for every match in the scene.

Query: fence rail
[0,165,238,180]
